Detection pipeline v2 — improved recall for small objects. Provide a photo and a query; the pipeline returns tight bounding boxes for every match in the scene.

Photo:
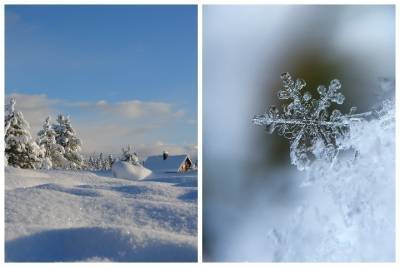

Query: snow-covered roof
[144,154,191,172]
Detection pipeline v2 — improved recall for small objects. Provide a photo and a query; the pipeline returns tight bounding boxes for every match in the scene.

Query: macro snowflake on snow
[252,72,373,170]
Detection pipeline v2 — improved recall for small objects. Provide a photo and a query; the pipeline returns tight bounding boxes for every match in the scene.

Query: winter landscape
[5,97,198,262]
[5,5,197,262]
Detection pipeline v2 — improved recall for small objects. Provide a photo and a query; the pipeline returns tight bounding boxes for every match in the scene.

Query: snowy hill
[5,167,197,262]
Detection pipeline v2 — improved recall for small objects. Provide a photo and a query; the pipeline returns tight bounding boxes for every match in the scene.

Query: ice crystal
[252,72,373,170]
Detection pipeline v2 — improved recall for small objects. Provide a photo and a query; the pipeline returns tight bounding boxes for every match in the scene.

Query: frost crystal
[252,72,372,170]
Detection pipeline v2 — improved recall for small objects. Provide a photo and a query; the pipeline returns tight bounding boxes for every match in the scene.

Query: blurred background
[203,5,395,261]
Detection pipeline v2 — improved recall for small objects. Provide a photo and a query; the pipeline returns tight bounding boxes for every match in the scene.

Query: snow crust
[111,161,152,180]
[5,167,197,262]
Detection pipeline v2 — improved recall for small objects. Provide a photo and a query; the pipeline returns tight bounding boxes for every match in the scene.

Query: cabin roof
[144,154,191,172]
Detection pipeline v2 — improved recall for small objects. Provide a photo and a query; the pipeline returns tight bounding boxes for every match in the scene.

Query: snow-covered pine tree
[86,153,97,170]
[5,97,44,169]
[37,116,68,169]
[121,145,140,165]
[53,114,84,169]
[4,97,15,135]
[107,154,114,169]
[87,155,95,170]
[98,152,104,170]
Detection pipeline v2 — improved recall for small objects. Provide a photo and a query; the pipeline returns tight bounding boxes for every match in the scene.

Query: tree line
[5,97,140,170]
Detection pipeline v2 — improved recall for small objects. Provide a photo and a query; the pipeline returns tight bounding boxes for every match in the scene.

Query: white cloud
[89,99,184,119]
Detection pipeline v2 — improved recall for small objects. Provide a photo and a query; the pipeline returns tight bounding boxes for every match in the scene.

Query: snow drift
[111,161,152,180]
[6,226,196,262]
[5,167,197,262]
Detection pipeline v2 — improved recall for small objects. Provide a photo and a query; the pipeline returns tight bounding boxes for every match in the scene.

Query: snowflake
[252,72,373,170]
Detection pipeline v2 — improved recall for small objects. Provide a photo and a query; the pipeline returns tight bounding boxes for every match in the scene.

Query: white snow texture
[5,167,197,262]
[259,101,395,262]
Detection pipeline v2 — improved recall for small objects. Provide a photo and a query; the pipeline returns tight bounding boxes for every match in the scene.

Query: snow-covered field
[5,167,197,262]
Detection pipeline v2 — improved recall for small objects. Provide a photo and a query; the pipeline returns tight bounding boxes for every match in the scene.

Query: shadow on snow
[5,227,197,262]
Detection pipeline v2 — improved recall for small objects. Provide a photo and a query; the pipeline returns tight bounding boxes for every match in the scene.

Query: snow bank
[111,161,152,180]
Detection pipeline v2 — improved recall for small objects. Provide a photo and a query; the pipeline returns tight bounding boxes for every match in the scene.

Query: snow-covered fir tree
[53,114,84,169]
[4,98,15,135]
[99,153,114,170]
[97,153,104,170]
[37,116,68,169]
[121,145,140,165]
[87,155,96,170]
[107,154,114,168]
[84,153,114,171]
[5,97,44,169]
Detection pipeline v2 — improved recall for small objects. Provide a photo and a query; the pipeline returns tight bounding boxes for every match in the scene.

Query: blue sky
[6,5,197,156]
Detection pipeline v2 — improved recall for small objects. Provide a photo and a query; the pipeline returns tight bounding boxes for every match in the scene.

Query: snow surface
[5,167,197,262]
[111,161,152,180]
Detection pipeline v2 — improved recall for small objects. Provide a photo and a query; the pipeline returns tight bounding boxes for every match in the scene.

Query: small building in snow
[144,153,192,173]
